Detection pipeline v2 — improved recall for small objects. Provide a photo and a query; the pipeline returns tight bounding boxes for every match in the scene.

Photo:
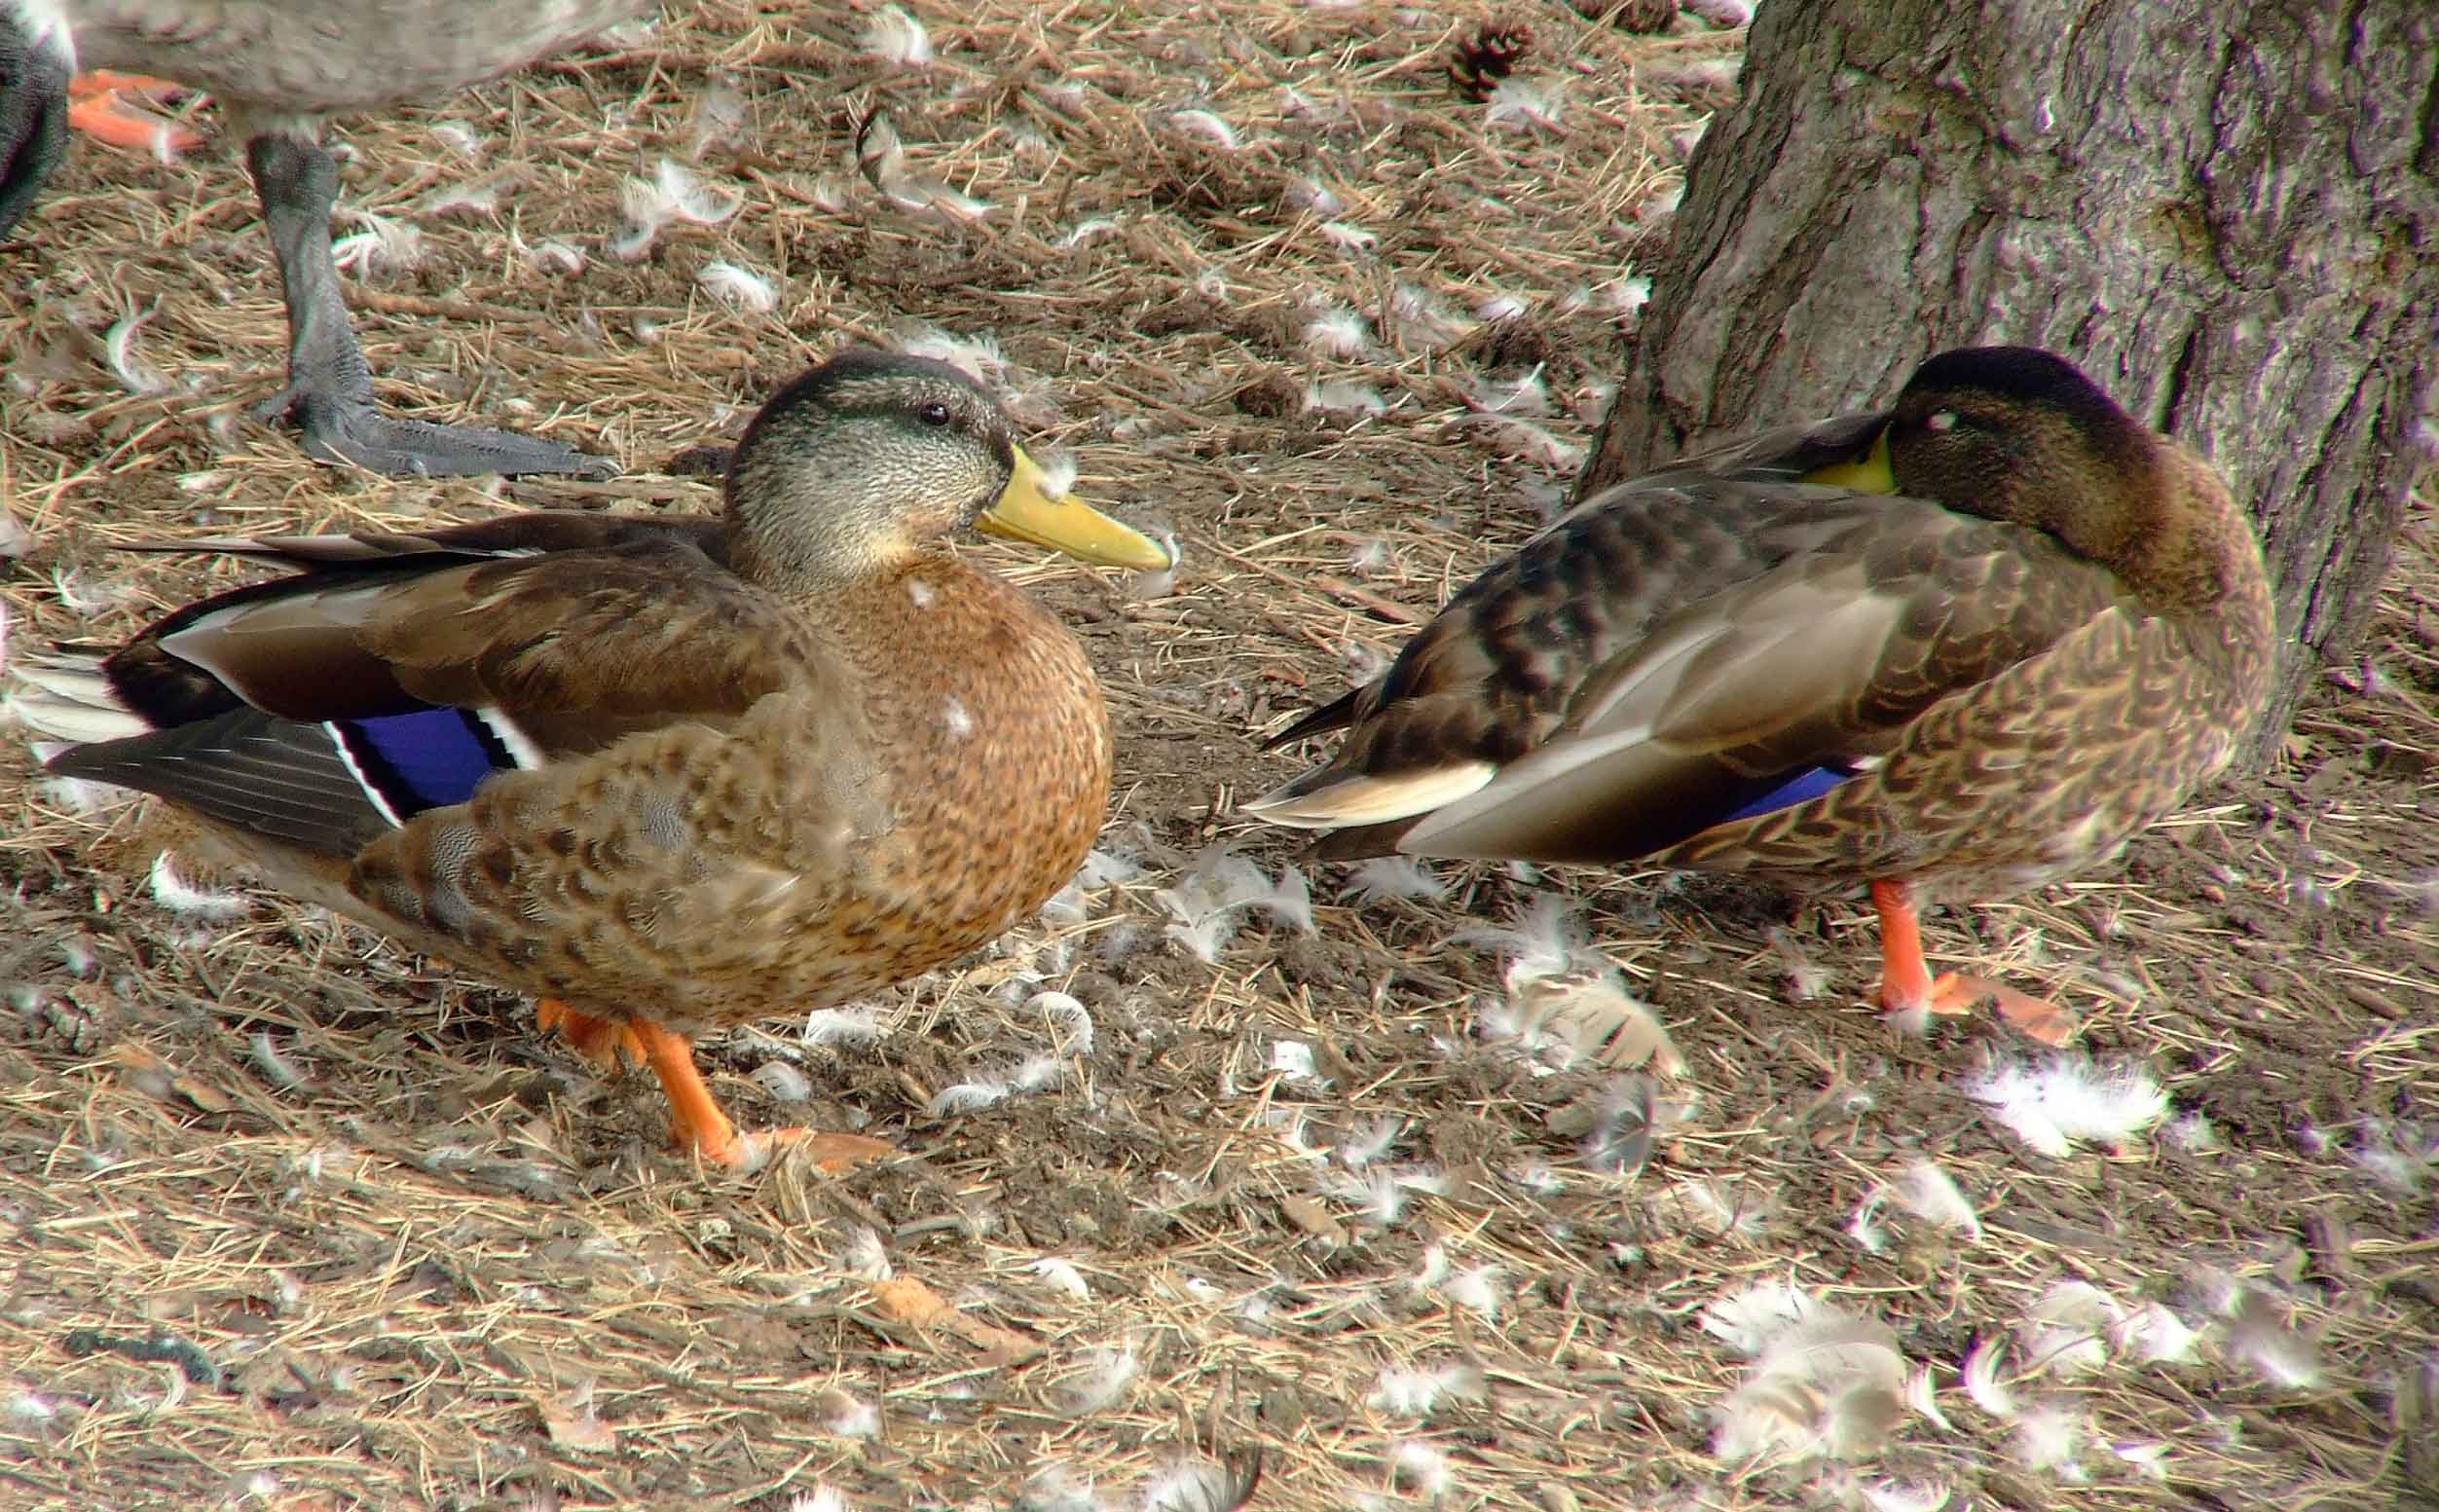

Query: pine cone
[1448,17,1534,104]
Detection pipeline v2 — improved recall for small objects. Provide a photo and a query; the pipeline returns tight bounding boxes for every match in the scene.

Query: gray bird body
[52,0,647,135]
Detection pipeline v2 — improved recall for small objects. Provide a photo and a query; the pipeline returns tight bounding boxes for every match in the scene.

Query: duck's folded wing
[106,522,775,722]
[1254,482,1916,840]
[116,511,728,571]
[1396,508,2139,865]
[52,526,826,856]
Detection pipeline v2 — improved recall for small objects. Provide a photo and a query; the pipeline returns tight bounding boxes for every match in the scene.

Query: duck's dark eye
[918,401,953,427]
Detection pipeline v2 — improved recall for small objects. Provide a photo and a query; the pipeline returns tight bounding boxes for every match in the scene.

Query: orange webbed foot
[66,73,206,157]
[1870,880,2080,1045]
[1910,973,2079,1047]
[626,1016,891,1173]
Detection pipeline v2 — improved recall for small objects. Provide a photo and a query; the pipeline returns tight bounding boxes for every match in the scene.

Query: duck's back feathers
[102,517,774,718]
[115,511,728,570]
[1258,406,1903,777]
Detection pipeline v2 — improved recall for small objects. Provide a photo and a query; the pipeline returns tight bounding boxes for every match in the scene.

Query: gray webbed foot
[251,382,619,479]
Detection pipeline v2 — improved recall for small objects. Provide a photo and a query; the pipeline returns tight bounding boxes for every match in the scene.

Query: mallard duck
[10,350,1174,1167]
[1246,347,2275,1045]
[0,0,649,477]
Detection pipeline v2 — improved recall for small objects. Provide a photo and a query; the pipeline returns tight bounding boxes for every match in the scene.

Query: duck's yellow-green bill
[979,446,1174,572]
[1801,426,1897,494]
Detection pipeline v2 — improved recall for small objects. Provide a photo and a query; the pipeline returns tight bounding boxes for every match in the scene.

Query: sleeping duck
[0,0,648,478]
[1246,347,2276,1046]
[10,350,1175,1168]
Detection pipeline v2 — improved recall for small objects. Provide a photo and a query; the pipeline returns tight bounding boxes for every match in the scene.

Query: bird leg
[536,999,895,1173]
[623,1017,894,1173]
[66,73,203,156]
[534,997,648,1070]
[242,131,616,479]
[1871,880,2078,1046]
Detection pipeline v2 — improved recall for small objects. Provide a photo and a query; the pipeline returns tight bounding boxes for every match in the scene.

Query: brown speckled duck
[12,350,1173,1167]
[1247,347,2275,1045]
[1,0,651,477]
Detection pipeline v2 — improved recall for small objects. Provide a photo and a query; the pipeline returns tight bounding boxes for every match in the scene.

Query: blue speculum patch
[1716,763,1855,825]
[340,708,512,815]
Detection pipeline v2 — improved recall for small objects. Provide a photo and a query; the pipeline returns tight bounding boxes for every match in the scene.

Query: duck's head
[723,350,1172,585]
[1877,346,2177,570]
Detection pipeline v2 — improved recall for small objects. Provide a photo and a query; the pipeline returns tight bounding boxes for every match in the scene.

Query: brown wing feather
[1268,407,1892,756]
[1287,482,1894,791]
[102,519,811,764]
[1262,687,1364,750]
[353,541,814,723]
[104,514,732,725]
[1397,513,2131,863]
[47,708,403,857]
[1263,410,1896,756]
[112,512,728,569]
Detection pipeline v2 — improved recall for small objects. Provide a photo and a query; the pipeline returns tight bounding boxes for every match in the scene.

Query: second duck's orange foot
[535,997,648,1070]
[627,1016,891,1173]
[744,1128,899,1176]
[1868,879,2079,1046]
[79,72,188,94]
[1920,973,2080,1048]
[66,73,205,156]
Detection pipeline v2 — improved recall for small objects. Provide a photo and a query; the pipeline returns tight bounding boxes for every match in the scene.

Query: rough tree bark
[1580,0,2438,755]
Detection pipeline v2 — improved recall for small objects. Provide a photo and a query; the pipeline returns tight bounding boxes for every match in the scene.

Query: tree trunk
[1581,0,2438,756]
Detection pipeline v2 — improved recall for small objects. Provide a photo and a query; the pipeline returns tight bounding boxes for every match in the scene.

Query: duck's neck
[2107,444,2269,618]
[730,527,905,595]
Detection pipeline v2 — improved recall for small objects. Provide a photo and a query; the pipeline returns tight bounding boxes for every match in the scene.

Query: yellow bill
[1801,426,1897,494]
[979,446,1174,571]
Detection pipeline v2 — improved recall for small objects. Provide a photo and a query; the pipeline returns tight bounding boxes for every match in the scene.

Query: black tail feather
[1260,688,1363,751]
[48,709,394,857]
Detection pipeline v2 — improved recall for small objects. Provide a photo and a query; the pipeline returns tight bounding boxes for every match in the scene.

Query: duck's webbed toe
[256,383,620,480]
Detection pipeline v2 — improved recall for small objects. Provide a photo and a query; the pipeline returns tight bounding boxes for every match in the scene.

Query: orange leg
[1871,880,2078,1046]
[538,999,892,1171]
[535,996,649,1071]
[67,73,206,157]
